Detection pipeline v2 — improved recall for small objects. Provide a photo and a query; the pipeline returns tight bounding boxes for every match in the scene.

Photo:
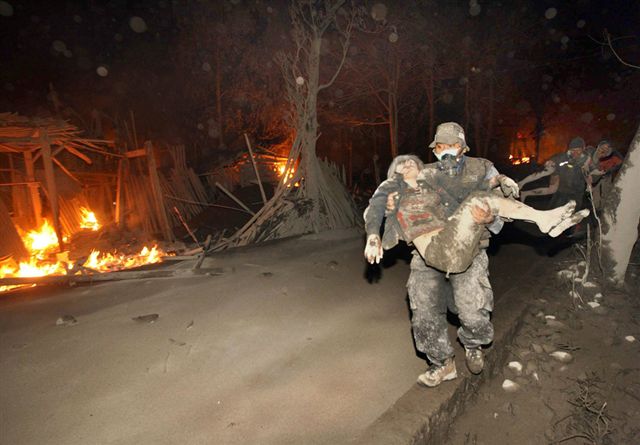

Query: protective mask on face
[433,148,459,160]
[437,153,461,177]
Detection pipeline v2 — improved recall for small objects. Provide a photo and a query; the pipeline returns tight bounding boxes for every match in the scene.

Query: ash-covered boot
[417,357,457,387]
[465,347,484,374]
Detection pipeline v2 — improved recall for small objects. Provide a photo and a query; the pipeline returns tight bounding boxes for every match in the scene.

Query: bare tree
[214,0,362,249]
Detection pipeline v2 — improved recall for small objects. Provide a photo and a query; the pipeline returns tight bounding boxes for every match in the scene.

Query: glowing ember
[1,215,170,293]
[273,161,300,187]
[82,245,163,272]
[79,207,101,231]
[509,154,532,166]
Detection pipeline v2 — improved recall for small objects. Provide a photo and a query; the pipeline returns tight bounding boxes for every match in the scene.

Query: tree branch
[318,4,355,91]
[604,30,640,69]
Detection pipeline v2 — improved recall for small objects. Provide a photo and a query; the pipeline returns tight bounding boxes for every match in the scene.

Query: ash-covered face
[396,159,420,181]
[596,144,612,158]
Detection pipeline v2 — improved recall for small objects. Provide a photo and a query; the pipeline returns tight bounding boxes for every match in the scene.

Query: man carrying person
[366,122,510,387]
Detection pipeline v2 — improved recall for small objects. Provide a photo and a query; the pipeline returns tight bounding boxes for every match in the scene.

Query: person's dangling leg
[411,191,587,273]
[486,194,577,233]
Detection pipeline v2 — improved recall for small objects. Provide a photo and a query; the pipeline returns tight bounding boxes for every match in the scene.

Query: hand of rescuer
[497,174,520,198]
[471,201,495,225]
[365,234,383,264]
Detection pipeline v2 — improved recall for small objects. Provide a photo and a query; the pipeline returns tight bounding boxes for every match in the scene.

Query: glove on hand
[498,174,520,198]
[364,234,383,264]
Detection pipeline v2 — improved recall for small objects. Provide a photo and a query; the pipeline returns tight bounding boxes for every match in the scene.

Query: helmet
[429,122,469,153]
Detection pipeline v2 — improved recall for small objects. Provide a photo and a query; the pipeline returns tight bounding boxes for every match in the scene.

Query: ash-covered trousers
[406,249,494,366]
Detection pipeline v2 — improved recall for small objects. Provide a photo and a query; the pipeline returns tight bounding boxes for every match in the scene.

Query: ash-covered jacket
[363,155,424,250]
[364,155,501,251]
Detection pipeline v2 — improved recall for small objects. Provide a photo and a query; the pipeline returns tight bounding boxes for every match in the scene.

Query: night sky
[1,0,639,172]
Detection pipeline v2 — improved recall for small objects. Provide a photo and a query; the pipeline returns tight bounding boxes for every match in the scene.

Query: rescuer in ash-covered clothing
[370,123,508,387]
[519,137,592,211]
[363,156,584,274]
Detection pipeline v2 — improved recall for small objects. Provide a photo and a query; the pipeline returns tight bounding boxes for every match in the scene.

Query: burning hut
[0,113,188,292]
[0,112,116,254]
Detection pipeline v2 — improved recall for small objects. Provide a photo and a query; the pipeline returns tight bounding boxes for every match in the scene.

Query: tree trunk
[483,77,495,158]
[427,68,435,162]
[601,124,640,287]
[388,92,398,158]
[464,80,470,130]
[215,45,225,149]
[534,112,543,163]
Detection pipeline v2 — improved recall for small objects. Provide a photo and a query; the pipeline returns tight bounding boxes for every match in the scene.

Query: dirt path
[446,239,640,445]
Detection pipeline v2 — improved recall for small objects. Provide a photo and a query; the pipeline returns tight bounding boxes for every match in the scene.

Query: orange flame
[22,220,60,256]
[274,161,301,187]
[79,207,101,231]
[82,245,163,272]
[510,156,532,166]
[1,211,169,293]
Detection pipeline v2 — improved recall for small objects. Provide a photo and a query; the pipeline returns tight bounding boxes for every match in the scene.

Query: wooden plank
[172,206,200,246]
[40,130,64,251]
[52,157,81,184]
[23,150,42,226]
[193,234,212,270]
[130,110,139,150]
[0,267,227,288]
[114,159,124,227]
[64,145,92,164]
[125,148,146,158]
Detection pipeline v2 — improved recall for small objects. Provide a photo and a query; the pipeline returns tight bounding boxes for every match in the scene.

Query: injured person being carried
[363,155,589,274]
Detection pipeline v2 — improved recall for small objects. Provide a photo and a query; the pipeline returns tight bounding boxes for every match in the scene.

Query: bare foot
[538,201,576,233]
[549,209,590,237]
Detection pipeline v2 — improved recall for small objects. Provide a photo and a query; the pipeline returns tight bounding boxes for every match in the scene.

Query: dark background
[2,0,639,180]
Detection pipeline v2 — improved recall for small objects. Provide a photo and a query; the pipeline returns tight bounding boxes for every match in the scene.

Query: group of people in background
[518,137,624,232]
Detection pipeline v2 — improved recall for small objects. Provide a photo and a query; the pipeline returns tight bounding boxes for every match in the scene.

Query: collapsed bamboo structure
[0,112,115,253]
[1,112,222,249]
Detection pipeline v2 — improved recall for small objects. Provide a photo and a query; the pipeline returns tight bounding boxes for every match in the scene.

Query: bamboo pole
[214,182,255,216]
[39,130,64,251]
[130,110,139,149]
[244,133,267,205]
[114,158,124,227]
[23,150,42,226]
[172,206,200,247]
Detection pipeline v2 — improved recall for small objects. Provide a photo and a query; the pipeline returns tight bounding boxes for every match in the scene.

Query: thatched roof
[0,112,114,159]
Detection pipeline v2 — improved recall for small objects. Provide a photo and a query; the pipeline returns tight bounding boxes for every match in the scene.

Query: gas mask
[436,153,462,176]
[434,148,459,160]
